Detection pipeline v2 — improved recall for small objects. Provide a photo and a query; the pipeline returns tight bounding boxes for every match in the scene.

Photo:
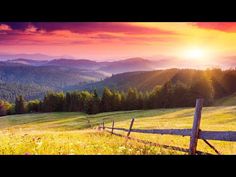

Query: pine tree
[100,87,113,112]
[15,95,26,114]
[87,89,100,114]
[126,88,139,110]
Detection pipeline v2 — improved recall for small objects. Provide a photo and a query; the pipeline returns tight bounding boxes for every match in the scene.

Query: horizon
[1,22,236,68]
[1,56,235,70]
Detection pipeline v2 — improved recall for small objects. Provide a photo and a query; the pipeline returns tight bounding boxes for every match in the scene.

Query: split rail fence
[98,98,236,155]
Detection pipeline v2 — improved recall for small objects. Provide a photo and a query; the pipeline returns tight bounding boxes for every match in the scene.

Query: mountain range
[0,57,161,102]
[3,57,158,73]
[2,56,232,102]
[0,53,75,61]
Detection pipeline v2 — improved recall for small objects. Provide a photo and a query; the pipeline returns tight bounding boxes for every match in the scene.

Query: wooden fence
[98,98,236,155]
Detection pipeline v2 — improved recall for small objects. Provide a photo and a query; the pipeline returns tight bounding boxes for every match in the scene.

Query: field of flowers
[0,106,235,155]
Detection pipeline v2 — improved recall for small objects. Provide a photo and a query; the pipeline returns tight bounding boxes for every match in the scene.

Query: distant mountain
[99,57,156,74]
[6,59,49,66]
[0,53,75,61]
[45,59,106,70]
[3,57,158,74]
[44,57,157,74]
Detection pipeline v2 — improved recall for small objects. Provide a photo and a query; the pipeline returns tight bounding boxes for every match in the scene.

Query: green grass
[0,106,236,155]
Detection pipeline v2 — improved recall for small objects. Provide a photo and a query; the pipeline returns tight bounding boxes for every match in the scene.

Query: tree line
[1,68,236,116]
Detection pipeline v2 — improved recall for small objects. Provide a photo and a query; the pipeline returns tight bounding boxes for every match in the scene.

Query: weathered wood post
[127,118,135,137]
[111,120,115,134]
[189,98,204,155]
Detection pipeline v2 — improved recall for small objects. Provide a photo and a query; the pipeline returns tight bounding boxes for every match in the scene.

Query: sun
[184,48,205,60]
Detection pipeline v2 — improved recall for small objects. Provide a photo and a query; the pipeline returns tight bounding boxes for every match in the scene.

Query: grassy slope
[0,106,236,154]
[214,93,236,106]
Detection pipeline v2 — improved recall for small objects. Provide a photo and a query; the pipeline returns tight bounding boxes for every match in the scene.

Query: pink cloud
[0,25,177,46]
[194,22,236,32]
[25,24,38,33]
[0,24,12,31]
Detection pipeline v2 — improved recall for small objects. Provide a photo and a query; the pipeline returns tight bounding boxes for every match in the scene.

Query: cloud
[1,22,176,35]
[0,24,12,31]
[25,24,38,33]
[194,22,236,32]
[0,23,178,46]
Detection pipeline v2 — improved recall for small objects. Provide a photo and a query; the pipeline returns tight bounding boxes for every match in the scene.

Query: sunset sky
[1,22,236,67]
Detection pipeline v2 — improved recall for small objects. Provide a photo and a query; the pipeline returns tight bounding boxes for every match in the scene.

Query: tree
[87,89,100,114]
[100,87,113,112]
[43,92,65,112]
[65,92,72,112]
[80,91,93,113]
[125,88,139,110]
[0,101,6,116]
[27,100,40,113]
[15,95,26,114]
[111,90,122,111]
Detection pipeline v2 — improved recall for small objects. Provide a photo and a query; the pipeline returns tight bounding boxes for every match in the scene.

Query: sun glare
[184,48,205,60]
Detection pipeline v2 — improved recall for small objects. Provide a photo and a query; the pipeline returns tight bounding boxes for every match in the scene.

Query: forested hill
[0,57,158,102]
[77,68,236,99]
[77,69,179,92]
[1,57,236,104]
[0,64,108,102]
[0,64,107,89]
[0,83,53,103]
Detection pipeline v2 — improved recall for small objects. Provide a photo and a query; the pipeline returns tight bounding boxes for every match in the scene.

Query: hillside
[0,64,108,102]
[0,106,235,154]
[77,69,179,92]
[76,68,210,93]
[0,57,168,101]
[214,93,236,106]
[0,83,53,102]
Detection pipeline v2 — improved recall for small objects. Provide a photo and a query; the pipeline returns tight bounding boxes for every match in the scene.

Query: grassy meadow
[0,105,236,155]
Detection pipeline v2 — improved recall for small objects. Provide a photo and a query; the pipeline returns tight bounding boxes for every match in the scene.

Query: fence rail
[104,127,236,142]
[98,98,236,155]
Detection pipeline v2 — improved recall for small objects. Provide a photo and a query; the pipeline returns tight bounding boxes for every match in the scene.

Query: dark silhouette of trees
[27,100,40,113]
[15,95,26,114]
[100,87,113,112]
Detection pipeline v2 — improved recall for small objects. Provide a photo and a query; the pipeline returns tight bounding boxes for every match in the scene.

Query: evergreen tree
[87,89,100,114]
[100,87,113,112]
[125,88,139,110]
[43,92,65,112]
[27,100,40,113]
[15,95,26,114]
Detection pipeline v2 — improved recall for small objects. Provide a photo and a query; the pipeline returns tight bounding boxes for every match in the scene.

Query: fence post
[111,120,115,134]
[127,118,135,137]
[189,98,204,155]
